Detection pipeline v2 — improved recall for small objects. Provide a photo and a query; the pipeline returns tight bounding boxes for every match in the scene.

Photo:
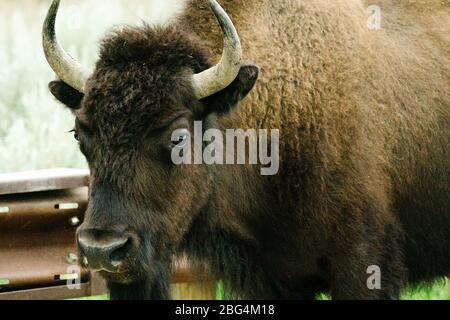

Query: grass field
[0,0,448,300]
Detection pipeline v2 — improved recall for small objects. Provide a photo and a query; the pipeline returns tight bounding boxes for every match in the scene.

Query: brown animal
[43,0,450,300]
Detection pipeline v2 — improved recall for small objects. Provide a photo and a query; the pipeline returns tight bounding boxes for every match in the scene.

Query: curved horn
[191,0,243,100]
[43,0,92,93]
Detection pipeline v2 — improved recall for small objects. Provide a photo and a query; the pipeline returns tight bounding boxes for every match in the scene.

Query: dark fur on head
[50,22,260,300]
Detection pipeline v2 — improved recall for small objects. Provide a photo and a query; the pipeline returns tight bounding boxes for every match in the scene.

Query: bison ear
[203,64,259,115]
[49,80,84,110]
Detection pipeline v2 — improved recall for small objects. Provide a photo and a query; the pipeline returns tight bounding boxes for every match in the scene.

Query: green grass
[402,279,450,300]
[216,280,450,300]
[316,279,450,300]
[1,1,448,301]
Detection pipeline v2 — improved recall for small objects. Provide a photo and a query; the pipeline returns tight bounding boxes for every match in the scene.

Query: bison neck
[181,161,279,298]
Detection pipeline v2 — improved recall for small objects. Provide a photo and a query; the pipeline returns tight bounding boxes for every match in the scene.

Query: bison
[42,0,450,300]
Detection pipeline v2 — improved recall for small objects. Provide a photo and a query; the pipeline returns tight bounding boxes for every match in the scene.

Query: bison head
[42,0,259,299]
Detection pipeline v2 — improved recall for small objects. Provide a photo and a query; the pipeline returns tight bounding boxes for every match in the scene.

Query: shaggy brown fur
[49,0,449,299]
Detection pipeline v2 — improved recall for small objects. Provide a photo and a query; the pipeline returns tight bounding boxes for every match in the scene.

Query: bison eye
[69,129,80,141]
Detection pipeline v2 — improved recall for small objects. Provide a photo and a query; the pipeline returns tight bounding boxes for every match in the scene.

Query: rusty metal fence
[0,169,215,300]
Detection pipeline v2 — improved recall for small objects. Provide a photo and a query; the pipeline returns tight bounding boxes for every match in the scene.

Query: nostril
[77,229,139,271]
[109,237,133,266]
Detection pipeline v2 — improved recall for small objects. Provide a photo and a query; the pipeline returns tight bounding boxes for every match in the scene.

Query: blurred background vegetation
[0,0,181,173]
[0,0,448,300]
